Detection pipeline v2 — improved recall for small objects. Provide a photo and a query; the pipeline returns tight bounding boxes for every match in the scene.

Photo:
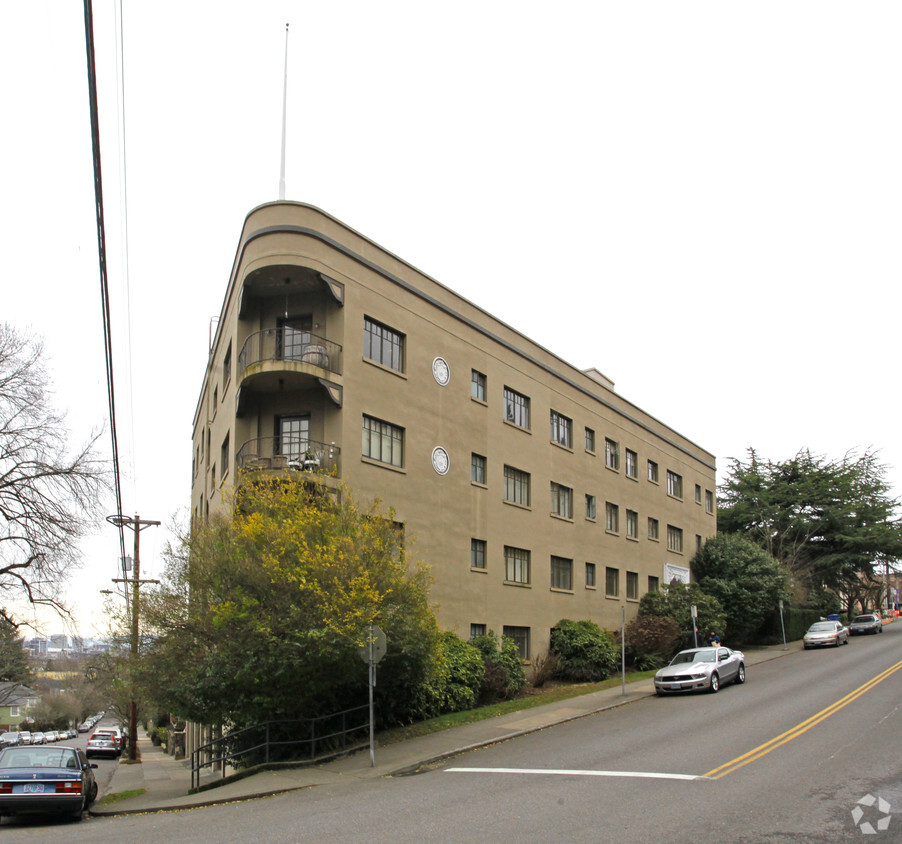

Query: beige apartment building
[191,201,717,660]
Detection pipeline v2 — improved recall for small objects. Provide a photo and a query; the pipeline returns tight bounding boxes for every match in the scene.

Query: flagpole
[279,23,289,200]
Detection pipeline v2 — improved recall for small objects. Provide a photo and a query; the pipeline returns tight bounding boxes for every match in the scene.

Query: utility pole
[107,514,160,762]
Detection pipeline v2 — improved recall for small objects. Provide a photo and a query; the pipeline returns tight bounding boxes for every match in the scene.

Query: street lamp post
[106,514,160,762]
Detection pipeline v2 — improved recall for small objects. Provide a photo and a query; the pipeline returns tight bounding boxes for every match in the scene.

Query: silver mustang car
[654,646,746,695]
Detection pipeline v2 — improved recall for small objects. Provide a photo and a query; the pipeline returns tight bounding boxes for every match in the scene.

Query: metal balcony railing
[236,437,340,477]
[238,328,342,377]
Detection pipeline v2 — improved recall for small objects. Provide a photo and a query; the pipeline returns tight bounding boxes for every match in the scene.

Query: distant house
[0,684,39,731]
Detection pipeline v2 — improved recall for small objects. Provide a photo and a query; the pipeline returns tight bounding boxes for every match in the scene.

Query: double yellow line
[704,658,902,780]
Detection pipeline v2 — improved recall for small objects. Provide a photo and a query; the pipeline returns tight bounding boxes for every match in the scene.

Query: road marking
[445,767,701,781]
[704,657,902,780]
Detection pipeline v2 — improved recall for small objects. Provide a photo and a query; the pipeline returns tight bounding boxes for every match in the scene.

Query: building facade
[191,201,717,659]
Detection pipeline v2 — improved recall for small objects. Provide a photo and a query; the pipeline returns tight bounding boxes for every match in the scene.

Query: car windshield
[671,650,715,664]
[852,616,875,623]
[0,747,78,769]
[808,622,836,631]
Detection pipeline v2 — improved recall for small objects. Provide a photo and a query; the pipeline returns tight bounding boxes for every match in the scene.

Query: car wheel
[89,782,98,803]
[735,663,746,685]
[709,672,720,693]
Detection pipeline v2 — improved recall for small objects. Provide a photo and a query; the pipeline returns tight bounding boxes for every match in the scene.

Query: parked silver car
[803,620,849,648]
[654,646,746,695]
[849,614,883,635]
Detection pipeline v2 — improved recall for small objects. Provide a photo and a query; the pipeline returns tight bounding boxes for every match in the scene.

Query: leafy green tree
[138,479,441,729]
[419,632,484,713]
[691,534,790,644]
[718,448,902,598]
[549,619,618,682]
[638,581,726,648]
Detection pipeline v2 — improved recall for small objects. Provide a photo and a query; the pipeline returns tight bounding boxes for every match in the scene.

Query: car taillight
[55,781,82,794]
[0,783,12,794]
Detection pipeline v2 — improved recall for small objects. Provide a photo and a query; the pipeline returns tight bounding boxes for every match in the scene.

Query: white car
[803,620,849,648]
[654,646,746,695]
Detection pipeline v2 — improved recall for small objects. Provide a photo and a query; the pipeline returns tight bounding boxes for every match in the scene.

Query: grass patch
[97,788,146,805]
[378,669,657,746]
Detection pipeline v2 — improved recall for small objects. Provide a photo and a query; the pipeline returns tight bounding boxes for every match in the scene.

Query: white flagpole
[279,23,289,200]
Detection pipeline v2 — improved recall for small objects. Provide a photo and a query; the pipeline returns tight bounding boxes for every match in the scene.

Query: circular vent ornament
[432,357,451,386]
[431,446,450,476]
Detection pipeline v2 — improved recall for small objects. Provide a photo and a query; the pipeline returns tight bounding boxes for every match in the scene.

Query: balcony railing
[238,329,342,377]
[236,437,340,477]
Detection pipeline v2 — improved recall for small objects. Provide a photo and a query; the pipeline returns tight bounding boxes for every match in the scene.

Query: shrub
[550,619,618,682]
[529,651,561,688]
[623,615,681,670]
[470,632,526,702]
[419,631,484,713]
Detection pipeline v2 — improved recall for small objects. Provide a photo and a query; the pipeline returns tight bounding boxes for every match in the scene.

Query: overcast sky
[2,1,900,636]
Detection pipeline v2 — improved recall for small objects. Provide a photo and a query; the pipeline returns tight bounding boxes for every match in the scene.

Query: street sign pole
[778,599,787,650]
[358,623,386,768]
[368,623,375,767]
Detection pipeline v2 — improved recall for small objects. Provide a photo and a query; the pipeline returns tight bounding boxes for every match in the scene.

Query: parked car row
[77,711,106,733]
[0,729,77,749]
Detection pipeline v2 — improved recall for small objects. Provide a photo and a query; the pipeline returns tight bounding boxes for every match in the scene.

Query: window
[648,460,659,483]
[585,494,597,520]
[585,562,597,588]
[550,411,572,447]
[221,432,230,477]
[648,517,659,540]
[223,342,232,389]
[471,538,487,569]
[503,387,530,429]
[363,317,405,372]
[504,466,530,506]
[278,315,312,360]
[470,624,487,639]
[605,566,619,597]
[648,575,660,593]
[625,449,638,479]
[550,556,573,590]
[626,509,638,539]
[504,546,530,584]
[362,415,404,467]
[471,453,487,485]
[550,482,573,518]
[667,470,683,499]
[697,534,703,553]
[705,489,714,514]
[277,414,310,462]
[471,369,486,402]
[585,427,596,452]
[667,524,684,553]
[605,502,619,533]
[605,438,619,470]
[212,384,218,412]
[503,626,530,661]
[9,706,20,718]
[695,484,702,504]
[626,571,639,600]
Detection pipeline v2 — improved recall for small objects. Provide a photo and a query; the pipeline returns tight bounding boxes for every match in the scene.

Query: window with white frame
[605,438,619,470]
[626,509,638,539]
[585,494,597,520]
[503,386,530,429]
[605,502,619,533]
[667,470,683,499]
[648,460,659,483]
[625,449,638,479]
[705,489,714,514]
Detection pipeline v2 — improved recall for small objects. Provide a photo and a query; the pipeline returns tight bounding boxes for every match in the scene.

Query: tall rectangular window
[667,525,684,553]
[363,317,405,372]
[585,427,596,452]
[605,502,619,533]
[550,556,573,590]
[695,484,702,504]
[648,517,659,540]
[471,453,487,484]
[220,432,230,477]
[605,438,620,470]
[471,538,487,569]
[705,489,714,514]
[585,562,597,587]
[648,575,660,593]
[550,411,572,447]
[471,369,487,401]
[626,571,639,600]
[585,494,597,520]
[648,460,659,483]
[470,623,487,639]
[503,387,530,429]
[605,566,619,597]
[504,546,530,584]
[504,466,530,506]
[625,449,638,479]
[222,342,232,389]
[667,470,683,499]
[277,414,310,462]
[503,626,530,660]
[626,509,638,539]
[362,415,404,467]
[550,482,573,518]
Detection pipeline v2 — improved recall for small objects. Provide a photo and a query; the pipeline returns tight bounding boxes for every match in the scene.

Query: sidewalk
[90,641,801,816]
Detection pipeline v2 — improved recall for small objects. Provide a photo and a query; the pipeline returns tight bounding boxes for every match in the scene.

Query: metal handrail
[190,705,369,791]
[235,437,340,476]
[238,328,342,376]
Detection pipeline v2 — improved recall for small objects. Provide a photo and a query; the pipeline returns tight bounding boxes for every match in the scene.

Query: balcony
[236,437,341,478]
[239,328,342,377]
